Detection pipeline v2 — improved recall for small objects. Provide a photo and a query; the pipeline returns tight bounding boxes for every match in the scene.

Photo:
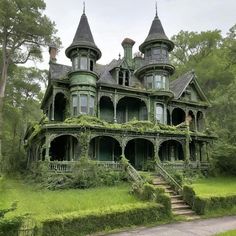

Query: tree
[3,66,44,173]
[0,0,60,161]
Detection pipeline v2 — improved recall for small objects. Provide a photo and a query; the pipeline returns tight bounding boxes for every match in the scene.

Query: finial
[155,1,158,17]
[83,1,85,14]
[118,53,121,60]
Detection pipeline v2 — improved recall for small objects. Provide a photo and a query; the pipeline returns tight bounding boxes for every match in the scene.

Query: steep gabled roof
[170,71,209,103]
[49,63,72,80]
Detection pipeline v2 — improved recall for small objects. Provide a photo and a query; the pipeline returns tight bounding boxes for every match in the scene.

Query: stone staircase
[152,175,199,219]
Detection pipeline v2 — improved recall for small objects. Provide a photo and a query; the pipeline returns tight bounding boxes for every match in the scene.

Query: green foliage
[171,25,236,173]
[0,217,22,236]
[0,202,22,236]
[131,183,171,216]
[39,203,168,236]
[29,159,127,190]
[212,143,236,175]
[183,184,236,215]
[64,115,186,135]
[216,229,236,236]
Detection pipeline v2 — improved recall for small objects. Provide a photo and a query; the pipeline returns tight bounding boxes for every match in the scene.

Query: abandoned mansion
[25,8,215,171]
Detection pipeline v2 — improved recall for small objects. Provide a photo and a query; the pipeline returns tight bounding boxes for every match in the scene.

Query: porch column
[201,142,207,162]
[52,92,55,121]
[114,95,117,123]
[45,134,51,161]
[154,139,160,163]
[184,136,190,164]
[121,138,126,157]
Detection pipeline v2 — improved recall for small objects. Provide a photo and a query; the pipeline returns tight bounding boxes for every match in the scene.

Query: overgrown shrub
[0,202,23,236]
[183,185,236,215]
[131,183,171,216]
[28,158,127,190]
[39,203,169,236]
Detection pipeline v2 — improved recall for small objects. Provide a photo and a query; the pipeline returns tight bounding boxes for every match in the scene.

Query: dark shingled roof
[170,71,194,99]
[49,63,72,80]
[65,13,101,59]
[139,15,174,52]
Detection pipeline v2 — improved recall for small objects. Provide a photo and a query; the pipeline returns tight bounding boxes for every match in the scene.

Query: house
[25,7,215,171]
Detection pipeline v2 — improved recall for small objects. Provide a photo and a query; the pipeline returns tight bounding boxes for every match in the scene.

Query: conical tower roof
[65,13,101,59]
[139,13,174,53]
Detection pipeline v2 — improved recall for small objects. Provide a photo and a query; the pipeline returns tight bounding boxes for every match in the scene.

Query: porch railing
[155,162,183,194]
[47,160,124,173]
[126,162,144,184]
[162,161,210,170]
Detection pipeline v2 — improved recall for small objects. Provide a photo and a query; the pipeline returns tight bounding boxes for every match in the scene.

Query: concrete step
[152,181,167,185]
[173,209,196,216]
[172,204,191,210]
[171,199,186,204]
[170,194,183,200]
[165,189,176,194]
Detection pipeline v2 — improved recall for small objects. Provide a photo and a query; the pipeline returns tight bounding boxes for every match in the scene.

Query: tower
[135,8,175,93]
[65,8,101,117]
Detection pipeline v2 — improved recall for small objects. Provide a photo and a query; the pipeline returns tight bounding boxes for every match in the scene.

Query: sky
[30,0,236,70]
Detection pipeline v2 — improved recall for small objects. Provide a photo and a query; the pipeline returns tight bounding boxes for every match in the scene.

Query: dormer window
[118,69,130,86]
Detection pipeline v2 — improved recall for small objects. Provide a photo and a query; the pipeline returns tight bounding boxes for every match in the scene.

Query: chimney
[49,45,57,63]
[121,38,135,66]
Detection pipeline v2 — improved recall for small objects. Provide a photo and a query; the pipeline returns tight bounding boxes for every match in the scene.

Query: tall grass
[191,176,236,197]
[0,178,141,221]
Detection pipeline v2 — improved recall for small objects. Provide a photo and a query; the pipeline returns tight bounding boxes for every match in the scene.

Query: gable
[180,82,205,102]
[170,71,209,104]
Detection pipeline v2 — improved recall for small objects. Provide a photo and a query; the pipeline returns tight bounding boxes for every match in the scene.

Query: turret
[135,7,175,93]
[65,6,101,117]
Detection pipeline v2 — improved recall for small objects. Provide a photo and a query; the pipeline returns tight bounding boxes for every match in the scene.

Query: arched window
[156,104,164,124]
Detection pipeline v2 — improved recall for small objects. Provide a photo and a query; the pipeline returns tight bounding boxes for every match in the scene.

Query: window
[125,71,129,86]
[80,57,88,70]
[72,95,78,116]
[118,71,123,85]
[90,60,94,71]
[146,75,153,89]
[72,57,79,70]
[89,96,95,115]
[154,75,162,89]
[80,95,88,113]
[156,104,164,124]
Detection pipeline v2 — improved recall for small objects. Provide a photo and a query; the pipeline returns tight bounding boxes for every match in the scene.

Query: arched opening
[89,136,121,161]
[197,111,204,132]
[54,93,66,121]
[159,140,184,162]
[188,110,196,131]
[167,109,171,125]
[125,139,154,169]
[49,104,52,120]
[50,135,79,161]
[172,108,186,126]
[99,97,114,122]
[117,97,148,123]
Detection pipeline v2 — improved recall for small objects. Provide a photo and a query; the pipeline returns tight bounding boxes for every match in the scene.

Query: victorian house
[25,8,214,170]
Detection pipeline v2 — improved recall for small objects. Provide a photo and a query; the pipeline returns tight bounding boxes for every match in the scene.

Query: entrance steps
[152,175,199,220]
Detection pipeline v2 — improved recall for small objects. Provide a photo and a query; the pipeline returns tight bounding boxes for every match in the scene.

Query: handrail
[126,163,144,184]
[155,162,183,194]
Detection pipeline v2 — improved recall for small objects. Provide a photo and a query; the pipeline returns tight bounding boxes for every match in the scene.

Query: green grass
[215,229,236,236]
[191,176,236,197]
[0,178,143,221]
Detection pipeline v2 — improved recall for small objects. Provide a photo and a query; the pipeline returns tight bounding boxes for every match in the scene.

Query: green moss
[63,115,188,135]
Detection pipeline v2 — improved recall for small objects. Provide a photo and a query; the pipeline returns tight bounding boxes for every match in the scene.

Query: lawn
[191,176,236,197]
[0,177,142,221]
[215,229,236,236]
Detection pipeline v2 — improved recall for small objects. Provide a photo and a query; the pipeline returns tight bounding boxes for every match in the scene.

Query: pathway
[109,215,236,236]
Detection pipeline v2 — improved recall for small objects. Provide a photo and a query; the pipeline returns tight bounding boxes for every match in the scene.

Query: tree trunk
[0,45,9,165]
